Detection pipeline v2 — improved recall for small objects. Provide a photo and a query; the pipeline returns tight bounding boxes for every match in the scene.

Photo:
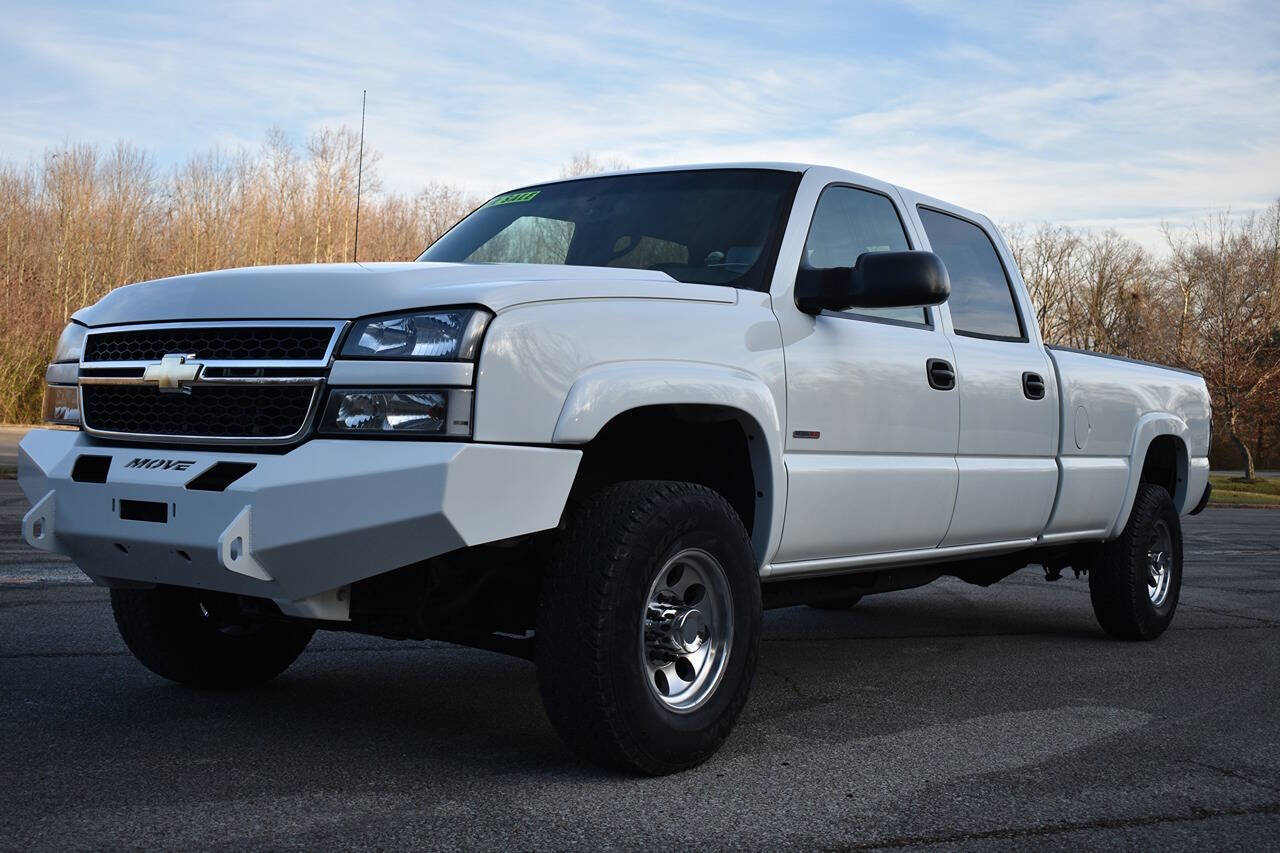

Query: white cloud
[0,0,1275,251]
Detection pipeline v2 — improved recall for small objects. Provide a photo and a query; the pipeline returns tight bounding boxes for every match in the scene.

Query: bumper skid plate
[19,430,580,615]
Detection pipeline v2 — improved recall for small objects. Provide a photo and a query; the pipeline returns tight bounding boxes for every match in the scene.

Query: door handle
[926,358,955,391]
[1023,371,1046,400]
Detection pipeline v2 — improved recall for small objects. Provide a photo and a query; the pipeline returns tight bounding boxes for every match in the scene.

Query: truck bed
[1044,345,1212,541]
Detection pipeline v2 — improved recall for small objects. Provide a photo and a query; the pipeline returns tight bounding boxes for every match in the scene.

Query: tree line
[0,127,480,425]
[1,128,1276,474]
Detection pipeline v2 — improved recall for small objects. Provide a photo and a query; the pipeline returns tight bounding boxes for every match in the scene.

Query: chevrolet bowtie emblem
[143,353,203,393]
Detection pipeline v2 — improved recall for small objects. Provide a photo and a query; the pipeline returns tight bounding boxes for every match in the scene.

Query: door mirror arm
[794,266,854,315]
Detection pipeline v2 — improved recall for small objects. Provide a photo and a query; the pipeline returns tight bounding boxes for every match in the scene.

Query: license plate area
[119,499,168,524]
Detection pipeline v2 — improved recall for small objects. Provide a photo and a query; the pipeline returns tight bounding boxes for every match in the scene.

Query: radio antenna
[353,89,367,263]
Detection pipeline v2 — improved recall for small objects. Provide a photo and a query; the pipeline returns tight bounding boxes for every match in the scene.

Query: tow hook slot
[119,499,168,523]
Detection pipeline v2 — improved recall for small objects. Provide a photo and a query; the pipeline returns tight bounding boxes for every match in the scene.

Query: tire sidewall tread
[111,586,314,688]
[1089,483,1183,641]
[536,480,761,775]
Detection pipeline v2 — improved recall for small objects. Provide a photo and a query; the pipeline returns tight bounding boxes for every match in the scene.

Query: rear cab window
[917,207,1025,340]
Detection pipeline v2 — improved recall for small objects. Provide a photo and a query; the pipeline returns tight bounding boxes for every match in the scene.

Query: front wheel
[536,481,762,775]
[1088,483,1183,640]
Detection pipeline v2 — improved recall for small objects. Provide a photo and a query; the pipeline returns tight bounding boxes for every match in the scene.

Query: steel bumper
[18,429,581,612]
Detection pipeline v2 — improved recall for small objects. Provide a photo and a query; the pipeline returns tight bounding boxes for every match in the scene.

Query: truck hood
[72,262,736,326]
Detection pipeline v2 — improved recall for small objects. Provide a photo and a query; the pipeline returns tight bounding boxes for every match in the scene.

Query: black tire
[1088,483,1183,640]
[806,593,863,611]
[111,585,314,688]
[536,480,762,775]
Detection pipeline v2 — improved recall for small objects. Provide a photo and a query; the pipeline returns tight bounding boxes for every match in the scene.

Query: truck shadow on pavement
[95,585,1109,779]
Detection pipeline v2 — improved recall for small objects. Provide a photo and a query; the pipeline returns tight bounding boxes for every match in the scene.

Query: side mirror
[795,251,950,316]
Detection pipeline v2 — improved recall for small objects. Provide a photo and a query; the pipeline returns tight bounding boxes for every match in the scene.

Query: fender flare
[552,360,786,568]
[1107,412,1191,539]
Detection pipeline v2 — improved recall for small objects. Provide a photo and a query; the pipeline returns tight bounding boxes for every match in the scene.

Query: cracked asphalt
[2,478,1278,851]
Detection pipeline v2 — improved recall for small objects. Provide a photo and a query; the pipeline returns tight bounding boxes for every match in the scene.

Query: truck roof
[529,162,812,185]
[521,162,993,234]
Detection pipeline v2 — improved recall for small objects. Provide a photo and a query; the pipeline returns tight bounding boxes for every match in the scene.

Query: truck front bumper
[18,430,581,616]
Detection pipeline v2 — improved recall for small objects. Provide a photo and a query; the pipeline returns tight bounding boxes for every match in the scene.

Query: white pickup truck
[20,164,1212,774]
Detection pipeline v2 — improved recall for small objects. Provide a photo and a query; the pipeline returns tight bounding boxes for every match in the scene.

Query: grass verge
[1209,474,1280,507]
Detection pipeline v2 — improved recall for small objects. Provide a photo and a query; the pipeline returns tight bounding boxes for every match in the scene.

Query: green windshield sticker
[482,190,540,208]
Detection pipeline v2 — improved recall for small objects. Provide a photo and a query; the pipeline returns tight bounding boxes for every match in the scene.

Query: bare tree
[415,182,482,247]
[1167,205,1280,478]
[1005,225,1158,356]
[1076,230,1156,358]
[560,152,630,177]
[1005,222,1081,345]
[0,128,482,423]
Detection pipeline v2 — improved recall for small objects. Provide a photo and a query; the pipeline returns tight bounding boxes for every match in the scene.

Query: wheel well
[1140,434,1187,506]
[569,405,767,541]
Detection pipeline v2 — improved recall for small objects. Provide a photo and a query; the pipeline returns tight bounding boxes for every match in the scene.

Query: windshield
[418,168,801,292]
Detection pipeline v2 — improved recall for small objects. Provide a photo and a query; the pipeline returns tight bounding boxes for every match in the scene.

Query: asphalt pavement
[1,479,1278,851]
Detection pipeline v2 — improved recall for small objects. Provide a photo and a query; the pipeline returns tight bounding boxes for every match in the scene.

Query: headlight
[319,389,474,436]
[42,385,80,426]
[341,309,490,360]
[53,323,87,363]
[44,323,85,426]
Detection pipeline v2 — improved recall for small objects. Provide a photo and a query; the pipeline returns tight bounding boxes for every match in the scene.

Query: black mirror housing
[795,251,950,315]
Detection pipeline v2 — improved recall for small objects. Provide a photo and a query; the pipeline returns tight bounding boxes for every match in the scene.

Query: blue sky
[2,0,1277,249]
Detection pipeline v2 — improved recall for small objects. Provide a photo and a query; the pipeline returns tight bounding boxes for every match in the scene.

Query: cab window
[802,186,926,325]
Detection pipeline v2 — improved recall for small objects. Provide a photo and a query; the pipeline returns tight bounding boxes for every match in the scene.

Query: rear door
[910,204,1059,546]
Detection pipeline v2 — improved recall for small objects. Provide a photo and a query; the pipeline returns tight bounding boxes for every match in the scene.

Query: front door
[773,183,959,565]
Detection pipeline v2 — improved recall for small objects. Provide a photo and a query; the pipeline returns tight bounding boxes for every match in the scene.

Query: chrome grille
[82,385,317,439]
[78,321,344,445]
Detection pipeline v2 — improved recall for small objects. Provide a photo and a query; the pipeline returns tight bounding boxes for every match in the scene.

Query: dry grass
[0,130,480,423]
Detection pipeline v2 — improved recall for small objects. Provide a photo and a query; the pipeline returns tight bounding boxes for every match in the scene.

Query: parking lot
[1,474,1277,850]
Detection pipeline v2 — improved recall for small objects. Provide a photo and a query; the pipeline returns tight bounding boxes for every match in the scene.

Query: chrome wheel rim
[641,548,733,714]
[1146,519,1173,607]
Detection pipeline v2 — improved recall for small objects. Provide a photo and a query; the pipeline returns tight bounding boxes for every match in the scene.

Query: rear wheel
[536,480,761,775]
[111,586,314,688]
[1088,483,1183,640]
